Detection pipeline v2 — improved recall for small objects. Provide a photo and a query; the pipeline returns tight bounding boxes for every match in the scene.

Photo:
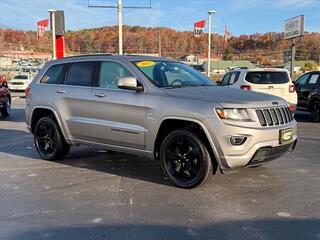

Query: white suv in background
[220,68,297,112]
[8,74,32,91]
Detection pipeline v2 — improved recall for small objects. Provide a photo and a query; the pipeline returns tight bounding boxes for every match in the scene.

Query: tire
[160,129,212,189]
[311,100,320,122]
[34,116,70,160]
[0,99,11,117]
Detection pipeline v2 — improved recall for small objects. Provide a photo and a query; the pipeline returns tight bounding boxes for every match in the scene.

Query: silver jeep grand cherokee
[25,55,297,188]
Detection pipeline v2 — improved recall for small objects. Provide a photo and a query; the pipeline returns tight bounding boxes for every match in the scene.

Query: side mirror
[118,77,143,92]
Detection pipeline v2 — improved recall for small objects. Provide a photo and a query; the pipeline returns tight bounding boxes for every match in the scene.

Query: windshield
[245,71,289,84]
[133,60,215,88]
[13,75,28,80]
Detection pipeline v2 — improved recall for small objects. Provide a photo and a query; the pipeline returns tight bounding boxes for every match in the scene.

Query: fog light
[230,136,247,146]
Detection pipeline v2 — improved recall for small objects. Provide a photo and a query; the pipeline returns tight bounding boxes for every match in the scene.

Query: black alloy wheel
[311,101,320,122]
[34,117,70,160]
[160,129,212,188]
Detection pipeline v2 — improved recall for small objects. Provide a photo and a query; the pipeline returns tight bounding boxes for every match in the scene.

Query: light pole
[48,9,56,60]
[118,0,123,55]
[88,0,151,55]
[207,10,216,78]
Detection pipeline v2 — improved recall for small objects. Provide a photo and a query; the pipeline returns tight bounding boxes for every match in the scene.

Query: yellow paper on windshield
[136,61,156,68]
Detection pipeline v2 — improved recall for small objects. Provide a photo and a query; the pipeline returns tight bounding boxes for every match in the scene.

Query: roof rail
[229,66,248,70]
[62,53,113,59]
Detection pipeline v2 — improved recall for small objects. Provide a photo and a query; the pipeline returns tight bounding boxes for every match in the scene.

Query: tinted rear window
[66,62,95,87]
[245,71,289,84]
[41,64,67,84]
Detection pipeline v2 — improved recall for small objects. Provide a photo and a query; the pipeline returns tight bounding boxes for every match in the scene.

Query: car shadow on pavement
[0,108,26,123]
[5,219,320,240]
[58,146,172,187]
[0,127,171,187]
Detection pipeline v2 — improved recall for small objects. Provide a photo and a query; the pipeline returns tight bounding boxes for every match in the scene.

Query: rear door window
[221,72,240,86]
[296,73,310,87]
[66,62,95,87]
[40,64,67,84]
[229,72,240,85]
[245,71,289,84]
[308,73,320,85]
[221,73,231,86]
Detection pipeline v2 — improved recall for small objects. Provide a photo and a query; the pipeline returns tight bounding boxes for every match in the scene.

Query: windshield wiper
[163,84,215,89]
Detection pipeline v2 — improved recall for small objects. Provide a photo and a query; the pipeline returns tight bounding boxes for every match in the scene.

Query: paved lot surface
[1,92,320,240]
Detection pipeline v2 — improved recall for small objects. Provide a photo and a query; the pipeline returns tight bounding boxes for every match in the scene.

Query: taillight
[289,105,296,112]
[289,84,296,93]
[241,85,251,90]
[25,87,31,97]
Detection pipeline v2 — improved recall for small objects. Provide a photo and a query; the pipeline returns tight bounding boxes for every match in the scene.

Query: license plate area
[279,128,293,144]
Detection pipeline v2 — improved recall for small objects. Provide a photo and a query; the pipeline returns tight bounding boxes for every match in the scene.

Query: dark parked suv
[295,71,320,122]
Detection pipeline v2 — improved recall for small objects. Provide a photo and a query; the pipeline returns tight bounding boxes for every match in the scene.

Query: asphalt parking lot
[1,92,320,240]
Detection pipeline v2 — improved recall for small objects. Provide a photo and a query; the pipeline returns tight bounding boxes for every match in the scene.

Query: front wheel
[160,129,212,188]
[311,100,320,122]
[34,116,70,160]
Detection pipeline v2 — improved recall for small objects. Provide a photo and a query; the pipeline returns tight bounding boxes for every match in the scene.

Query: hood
[165,86,287,108]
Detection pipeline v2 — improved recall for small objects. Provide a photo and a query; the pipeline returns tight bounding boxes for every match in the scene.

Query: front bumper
[203,117,298,170]
[247,140,297,166]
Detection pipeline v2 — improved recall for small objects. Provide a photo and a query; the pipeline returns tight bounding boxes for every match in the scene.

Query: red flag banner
[37,19,49,40]
[194,20,206,38]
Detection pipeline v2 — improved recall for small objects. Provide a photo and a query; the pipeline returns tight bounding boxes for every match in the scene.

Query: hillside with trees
[1,25,319,65]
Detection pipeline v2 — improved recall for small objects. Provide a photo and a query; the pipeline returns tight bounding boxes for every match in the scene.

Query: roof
[204,60,256,70]
[54,54,170,63]
[228,67,289,74]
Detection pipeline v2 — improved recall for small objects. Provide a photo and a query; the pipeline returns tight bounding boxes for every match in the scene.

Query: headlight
[215,108,251,121]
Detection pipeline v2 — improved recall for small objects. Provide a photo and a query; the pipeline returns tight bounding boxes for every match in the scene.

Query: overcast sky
[0,0,319,35]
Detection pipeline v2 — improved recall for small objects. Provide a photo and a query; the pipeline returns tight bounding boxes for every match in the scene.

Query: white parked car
[220,68,297,112]
[8,74,32,91]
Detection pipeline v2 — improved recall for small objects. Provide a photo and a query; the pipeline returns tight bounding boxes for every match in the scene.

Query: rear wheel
[0,99,11,117]
[34,116,70,160]
[311,100,320,122]
[160,129,212,188]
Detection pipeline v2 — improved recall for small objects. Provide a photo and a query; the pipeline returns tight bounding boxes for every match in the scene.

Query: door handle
[94,93,106,98]
[56,90,66,94]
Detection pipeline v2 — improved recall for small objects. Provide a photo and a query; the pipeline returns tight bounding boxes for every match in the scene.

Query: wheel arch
[309,95,320,108]
[30,106,69,143]
[153,116,222,169]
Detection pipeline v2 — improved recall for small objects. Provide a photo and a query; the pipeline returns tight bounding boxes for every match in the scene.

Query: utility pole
[118,0,123,55]
[290,38,296,80]
[158,35,162,57]
[88,0,151,55]
[48,9,56,60]
[207,10,216,78]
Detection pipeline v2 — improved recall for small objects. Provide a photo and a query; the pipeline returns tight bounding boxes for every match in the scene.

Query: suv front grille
[256,106,293,127]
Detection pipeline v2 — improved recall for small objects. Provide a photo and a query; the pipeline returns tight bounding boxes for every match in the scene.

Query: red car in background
[0,76,11,117]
